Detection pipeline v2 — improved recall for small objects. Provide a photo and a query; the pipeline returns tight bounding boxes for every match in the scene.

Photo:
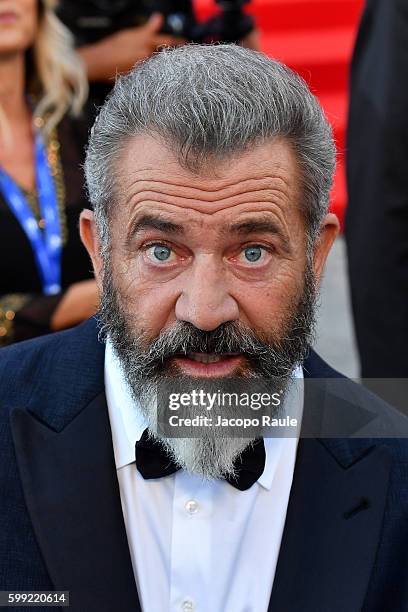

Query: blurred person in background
[57,1,260,106]
[345,0,408,381]
[78,11,187,85]
[0,0,99,346]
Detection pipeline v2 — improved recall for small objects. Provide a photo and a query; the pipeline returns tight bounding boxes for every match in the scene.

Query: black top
[345,0,408,377]
[0,113,93,345]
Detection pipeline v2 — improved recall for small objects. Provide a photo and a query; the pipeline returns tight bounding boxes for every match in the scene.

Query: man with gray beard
[98,250,316,480]
[0,45,407,612]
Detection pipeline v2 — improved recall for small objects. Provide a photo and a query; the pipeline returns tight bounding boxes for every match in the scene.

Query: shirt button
[185,499,199,514]
[181,599,195,611]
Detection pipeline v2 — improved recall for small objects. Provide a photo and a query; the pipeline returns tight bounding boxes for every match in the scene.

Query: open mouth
[172,352,243,377]
[185,352,239,363]
[0,12,18,23]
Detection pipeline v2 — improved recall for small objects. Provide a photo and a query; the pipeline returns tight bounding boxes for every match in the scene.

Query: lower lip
[0,13,17,24]
[172,355,243,378]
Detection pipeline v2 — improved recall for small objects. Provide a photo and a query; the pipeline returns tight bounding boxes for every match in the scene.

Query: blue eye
[244,246,262,262]
[153,245,171,261]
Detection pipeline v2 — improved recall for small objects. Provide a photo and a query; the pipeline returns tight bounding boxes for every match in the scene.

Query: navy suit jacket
[0,318,407,612]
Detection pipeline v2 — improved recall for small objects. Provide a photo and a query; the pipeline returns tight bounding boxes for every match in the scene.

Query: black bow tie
[135,430,266,491]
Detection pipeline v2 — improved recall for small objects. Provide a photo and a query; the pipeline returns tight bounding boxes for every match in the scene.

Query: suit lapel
[269,437,391,612]
[269,364,392,612]
[8,333,393,612]
[11,392,140,612]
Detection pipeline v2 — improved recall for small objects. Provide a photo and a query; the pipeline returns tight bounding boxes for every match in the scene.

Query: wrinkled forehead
[110,133,305,239]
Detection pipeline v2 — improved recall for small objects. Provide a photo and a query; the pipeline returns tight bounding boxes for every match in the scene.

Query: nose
[175,256,239,331]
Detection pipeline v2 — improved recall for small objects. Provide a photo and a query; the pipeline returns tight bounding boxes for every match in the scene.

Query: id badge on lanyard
[0,130,62,295]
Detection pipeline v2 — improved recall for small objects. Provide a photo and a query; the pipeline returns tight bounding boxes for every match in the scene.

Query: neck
[0,53,28,120]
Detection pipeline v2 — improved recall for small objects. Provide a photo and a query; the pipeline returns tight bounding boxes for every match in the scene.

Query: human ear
[79,209,104,289]
[312,213,340,288]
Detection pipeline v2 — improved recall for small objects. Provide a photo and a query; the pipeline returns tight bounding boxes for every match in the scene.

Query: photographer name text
[167,415,298,429]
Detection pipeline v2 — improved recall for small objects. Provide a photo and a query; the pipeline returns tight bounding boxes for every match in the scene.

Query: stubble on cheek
[107,266,167,350]
[250,264,306,339]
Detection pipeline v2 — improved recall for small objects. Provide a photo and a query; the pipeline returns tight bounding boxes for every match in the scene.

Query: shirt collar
[105,340,147,470]
[258,366,304,490]
[104,339,304,490]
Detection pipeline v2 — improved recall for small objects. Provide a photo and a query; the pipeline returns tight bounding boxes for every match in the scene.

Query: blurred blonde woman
[0,0,98,346]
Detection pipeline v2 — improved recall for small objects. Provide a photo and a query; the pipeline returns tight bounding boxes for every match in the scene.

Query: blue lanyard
[0,130,62,295]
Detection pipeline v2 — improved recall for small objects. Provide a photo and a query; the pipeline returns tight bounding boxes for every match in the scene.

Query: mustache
[145,320,268,357]
[127,320,298,379]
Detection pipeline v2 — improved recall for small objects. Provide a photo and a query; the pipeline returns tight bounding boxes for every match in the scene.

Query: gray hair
[84,44,336,252]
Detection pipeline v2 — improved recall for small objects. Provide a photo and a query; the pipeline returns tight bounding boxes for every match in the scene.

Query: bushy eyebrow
[228,219,291,254]
[128,214,184,240]
[127,213,292,254]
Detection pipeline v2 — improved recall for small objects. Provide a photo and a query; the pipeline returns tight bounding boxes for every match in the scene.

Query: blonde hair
[31,0,88,133]
[0,0,88,142]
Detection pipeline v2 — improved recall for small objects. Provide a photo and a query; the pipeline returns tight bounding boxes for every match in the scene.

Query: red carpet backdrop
[195,0,365,227]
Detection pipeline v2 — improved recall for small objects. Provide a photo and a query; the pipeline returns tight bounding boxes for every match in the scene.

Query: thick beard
[98,259,317,480]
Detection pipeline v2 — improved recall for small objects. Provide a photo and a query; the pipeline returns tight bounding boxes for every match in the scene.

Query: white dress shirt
[105,340,303,612]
